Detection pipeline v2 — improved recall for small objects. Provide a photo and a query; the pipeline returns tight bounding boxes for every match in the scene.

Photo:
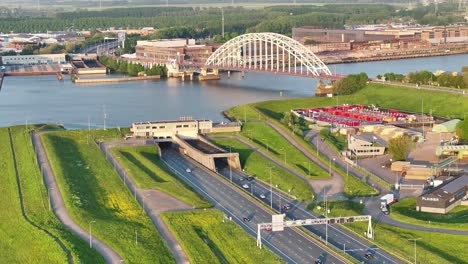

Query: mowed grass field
[310,201,468,264]
[240,122,329,180]
[41,129,175,263]
[390,197,468,231]
[9,125,104,263]
[0,128,66,263]
[161,210,283,264]
[211,137,314,201]
[110,145,211,208]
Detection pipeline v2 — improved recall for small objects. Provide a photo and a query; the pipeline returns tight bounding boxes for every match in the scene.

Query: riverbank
[322,48,468,64]
[74,75,160,84]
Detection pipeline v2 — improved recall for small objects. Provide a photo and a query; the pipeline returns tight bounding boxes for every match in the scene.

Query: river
[1,54,467,129]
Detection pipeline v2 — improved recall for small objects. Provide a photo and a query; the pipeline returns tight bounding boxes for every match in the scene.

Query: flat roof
[441,175,468,193]
[133,119,210,125]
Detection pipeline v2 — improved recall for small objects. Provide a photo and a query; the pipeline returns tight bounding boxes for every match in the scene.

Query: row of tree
[378,70,467,89]
[98,56,167,77]
[333,72,369,95]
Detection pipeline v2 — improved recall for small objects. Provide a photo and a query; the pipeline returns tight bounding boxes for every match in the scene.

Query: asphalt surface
[363,198,468,236]
[32,132,124,264]
[161,146,346,264]
[99,140,190,264]
[215,165,403,264]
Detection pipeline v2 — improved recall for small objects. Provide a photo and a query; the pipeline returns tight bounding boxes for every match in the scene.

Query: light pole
[89,220,96,248]
[229,146,232,183]
[329,157,335,176]
[48,187,54,211]
[408,238,422,264]
[280,147,286,165]
[325,189,328,246]
[267,166,274,209]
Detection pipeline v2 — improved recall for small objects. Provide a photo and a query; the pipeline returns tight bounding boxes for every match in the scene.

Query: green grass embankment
[310,200,468,264]
[391,197,468,231]
[10,125,104,263]
[41,129,175,263]
[161,210,283,264]
[110,145,211,208]
[0,128,66,263]
[240,122,329,180]
[224,104,379,197]
[211,138,314,201]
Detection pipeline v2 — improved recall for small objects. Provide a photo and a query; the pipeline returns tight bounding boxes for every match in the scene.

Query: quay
[74,75,160,84]
[0,72,4,91]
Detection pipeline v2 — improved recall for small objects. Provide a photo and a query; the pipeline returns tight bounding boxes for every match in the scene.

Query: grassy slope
[0,128,66,263]
[161,210,283,264]
[310,200,468,264]
[41,129,175,263]
[110,145,210,208]
[224,106,379,197]
[240,122,329,179]
[391,197,468,231]
[10,125,104,263]
[211,137,314,201]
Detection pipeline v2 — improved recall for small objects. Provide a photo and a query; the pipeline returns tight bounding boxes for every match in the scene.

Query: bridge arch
[204,32,332,76]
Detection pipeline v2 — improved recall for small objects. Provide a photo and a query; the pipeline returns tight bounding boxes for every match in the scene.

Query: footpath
[31,132,123,263]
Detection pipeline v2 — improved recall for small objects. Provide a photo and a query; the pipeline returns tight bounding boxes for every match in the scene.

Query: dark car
[243,217,250,222]
[283,204,291,210]
[315,259,323,264]
[365,252,374,259]
[247,176,254,181]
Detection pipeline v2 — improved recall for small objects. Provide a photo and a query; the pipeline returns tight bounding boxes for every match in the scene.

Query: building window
[176,125,182,128]
[183,125,189,128]
[159,126,165,129]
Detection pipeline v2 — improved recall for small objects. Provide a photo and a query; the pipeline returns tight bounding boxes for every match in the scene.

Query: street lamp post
[267,166,274,209]
[229,146,232,183]
[89,220,96,248]
[48,187,54,211]
[325,189,328,246]
[329,157,335,176]
[408,238,422,264]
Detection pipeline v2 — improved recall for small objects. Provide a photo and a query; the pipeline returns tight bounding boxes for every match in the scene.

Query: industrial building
[130,118,241,140]
[348,134,386,157]
[1,54,66,65]
[416,175,468,214]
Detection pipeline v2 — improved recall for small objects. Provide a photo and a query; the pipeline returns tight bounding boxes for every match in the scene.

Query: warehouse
[416,175,468,214]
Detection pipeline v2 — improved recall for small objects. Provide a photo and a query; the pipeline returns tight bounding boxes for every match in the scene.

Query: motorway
[161,146,345,264]
[216,166,403,264]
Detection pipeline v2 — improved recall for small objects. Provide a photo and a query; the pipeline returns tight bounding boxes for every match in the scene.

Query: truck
[380,194,395,215]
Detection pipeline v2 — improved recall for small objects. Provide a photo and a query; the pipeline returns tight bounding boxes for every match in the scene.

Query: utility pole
[267,166,274,209]
[221,8,225,38]
[89,220,96,248]
[325,189,328,246]
[229,146,232,182]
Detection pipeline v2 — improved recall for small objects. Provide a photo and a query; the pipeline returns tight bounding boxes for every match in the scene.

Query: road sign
[118,32,126,42]
[272,214,284,231]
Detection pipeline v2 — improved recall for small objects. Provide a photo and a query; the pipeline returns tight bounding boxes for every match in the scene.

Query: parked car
[242,184,249,189]
[365,252,374,259]
[186,168,191,173]
[247,176,254,181]
[260,194,266,199]
[283,204,291,211]
[265,225,272,231]
[243,217,250,222]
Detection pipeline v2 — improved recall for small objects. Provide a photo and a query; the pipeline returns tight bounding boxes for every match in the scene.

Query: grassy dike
[109,145,211,208]
[310,201,468,264]
[161,210,283,264]
[0,128,67,263]
[9,125,104,263]
[211,137,314,201]
[41,129,175,263]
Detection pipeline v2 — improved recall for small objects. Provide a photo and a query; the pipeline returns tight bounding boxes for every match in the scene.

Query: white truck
[380,194,395,215]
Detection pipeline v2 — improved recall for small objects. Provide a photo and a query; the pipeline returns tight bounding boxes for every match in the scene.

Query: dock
[74,75,160,84]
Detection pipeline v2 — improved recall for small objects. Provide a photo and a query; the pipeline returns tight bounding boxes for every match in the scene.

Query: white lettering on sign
[422,197,439,202]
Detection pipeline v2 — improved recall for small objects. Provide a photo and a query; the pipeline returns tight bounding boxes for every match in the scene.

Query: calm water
[1,54,467,129]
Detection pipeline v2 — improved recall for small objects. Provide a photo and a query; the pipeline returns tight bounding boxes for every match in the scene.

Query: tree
[20,44,38,55]
[387,135,413,161]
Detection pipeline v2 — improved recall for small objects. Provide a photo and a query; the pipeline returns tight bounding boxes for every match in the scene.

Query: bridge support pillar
[199,68,220,81]
[227,70,231,79]
[241,71,245,78]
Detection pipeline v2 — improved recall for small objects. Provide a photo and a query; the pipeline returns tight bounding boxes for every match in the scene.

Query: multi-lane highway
[217,167,404,264]
[161,146,345,264]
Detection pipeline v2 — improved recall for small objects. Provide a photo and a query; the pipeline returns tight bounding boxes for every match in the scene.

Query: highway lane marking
[162,154,299,264]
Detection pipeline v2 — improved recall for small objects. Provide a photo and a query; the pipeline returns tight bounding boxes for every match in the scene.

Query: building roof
[440,175,468,193]
[352,133,387,147]
[432,119,461,133]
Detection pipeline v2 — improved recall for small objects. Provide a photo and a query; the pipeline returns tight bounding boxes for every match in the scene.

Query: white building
[348,134,386,157]
[1,53,66,65]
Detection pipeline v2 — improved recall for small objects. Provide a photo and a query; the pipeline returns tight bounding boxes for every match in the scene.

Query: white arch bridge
[179,32,344,80]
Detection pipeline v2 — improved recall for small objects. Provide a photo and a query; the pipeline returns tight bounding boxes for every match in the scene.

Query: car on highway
[242,184,249,189]
[259,193,266,199]
[186,168,191,173]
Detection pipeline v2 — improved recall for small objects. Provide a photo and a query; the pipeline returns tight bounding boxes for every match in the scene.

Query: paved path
[361,197,468,236]
[266,122,347,200]
[32,132,124,264]
[370,80,468,96]
[99,140,190,264]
